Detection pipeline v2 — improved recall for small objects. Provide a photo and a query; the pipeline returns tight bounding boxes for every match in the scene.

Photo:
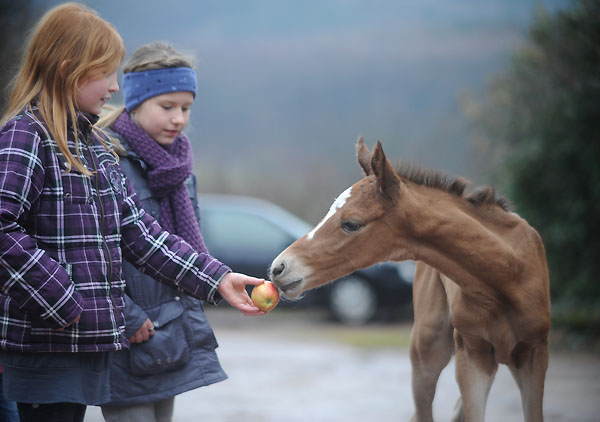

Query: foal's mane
[395,163,513,212]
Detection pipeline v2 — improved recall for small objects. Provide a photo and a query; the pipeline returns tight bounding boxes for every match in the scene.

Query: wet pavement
[85,308,600,422]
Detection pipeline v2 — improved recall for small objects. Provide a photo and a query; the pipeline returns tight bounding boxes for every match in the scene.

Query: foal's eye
[341,220,362,233]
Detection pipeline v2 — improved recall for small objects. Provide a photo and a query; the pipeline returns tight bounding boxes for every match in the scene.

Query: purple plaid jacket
[0,106,230,353]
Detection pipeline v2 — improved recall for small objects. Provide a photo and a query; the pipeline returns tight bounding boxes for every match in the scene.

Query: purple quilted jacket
[0,106,230,352]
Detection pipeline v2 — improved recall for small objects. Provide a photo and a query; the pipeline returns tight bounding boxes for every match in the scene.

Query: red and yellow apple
[251,281,280,312]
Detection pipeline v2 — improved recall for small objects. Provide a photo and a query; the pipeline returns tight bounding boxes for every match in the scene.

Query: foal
[270,138,550,422]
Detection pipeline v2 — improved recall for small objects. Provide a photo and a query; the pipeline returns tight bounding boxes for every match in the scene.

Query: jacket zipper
[81,131,122,341]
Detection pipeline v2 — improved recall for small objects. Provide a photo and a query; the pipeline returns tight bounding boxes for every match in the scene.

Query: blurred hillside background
[1,0,570,220]
[1,0,598,344]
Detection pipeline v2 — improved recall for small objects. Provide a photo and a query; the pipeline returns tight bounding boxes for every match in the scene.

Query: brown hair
[1,2,125,174]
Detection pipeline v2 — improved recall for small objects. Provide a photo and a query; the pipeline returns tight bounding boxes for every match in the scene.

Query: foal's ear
[371,140,400,198]
[356,136,372,176]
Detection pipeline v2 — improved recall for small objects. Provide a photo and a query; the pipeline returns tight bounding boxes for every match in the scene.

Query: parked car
[197,194,415,324]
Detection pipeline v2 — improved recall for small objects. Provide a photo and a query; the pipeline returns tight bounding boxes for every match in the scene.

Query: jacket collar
[106,127,148,172]
[27,103,99,137]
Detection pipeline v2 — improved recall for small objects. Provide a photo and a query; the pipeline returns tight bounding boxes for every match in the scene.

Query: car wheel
[328,276,377,324]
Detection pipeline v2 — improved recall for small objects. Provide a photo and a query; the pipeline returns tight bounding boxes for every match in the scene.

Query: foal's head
[270,138,407,299]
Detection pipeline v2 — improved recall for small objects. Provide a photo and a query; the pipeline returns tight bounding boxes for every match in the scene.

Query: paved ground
[85,308,600,422]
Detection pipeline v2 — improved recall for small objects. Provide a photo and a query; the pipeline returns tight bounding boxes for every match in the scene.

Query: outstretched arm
[120,177,228,304]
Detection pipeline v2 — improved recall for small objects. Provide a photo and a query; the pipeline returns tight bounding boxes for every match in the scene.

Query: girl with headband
[0,6,265,422]
[98,42,258,422]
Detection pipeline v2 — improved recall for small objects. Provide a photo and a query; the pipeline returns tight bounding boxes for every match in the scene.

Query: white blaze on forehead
[307,186,353,240]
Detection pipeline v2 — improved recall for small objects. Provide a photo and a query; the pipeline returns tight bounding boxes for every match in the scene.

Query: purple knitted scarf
[112,111,207,253]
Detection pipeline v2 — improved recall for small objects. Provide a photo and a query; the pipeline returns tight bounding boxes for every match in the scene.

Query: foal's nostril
[271,262,285,278]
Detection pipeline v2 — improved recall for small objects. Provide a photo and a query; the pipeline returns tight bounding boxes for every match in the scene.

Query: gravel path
[85,308,600,422]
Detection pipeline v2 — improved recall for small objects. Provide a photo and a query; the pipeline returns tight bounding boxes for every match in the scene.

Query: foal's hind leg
[410,263,454,422]
[508,339,548,422]
[454,333,498,422]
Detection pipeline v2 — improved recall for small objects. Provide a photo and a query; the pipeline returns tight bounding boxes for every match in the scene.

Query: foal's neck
[402,186,517,291]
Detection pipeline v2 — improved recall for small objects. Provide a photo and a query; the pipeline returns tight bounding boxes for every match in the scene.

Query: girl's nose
[108,73,119,93]
[171,110,185,124]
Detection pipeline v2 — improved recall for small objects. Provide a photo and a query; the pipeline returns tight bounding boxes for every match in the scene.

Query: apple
[251,281,280,312]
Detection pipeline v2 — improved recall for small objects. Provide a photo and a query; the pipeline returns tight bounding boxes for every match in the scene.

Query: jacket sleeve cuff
[205,263,231,305]
[122,294,149,338]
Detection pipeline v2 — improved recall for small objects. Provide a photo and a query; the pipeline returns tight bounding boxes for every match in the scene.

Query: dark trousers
[17,402,86,422]
[0,374,19,422]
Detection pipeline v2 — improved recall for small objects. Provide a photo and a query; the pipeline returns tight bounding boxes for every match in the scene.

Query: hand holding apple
[218,272,267,316]
[251,281,280,312]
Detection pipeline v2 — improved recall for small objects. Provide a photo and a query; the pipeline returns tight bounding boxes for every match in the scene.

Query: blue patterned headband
[122,67,197,112]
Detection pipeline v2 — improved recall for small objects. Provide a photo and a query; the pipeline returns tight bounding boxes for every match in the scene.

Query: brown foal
[271,138,550,422]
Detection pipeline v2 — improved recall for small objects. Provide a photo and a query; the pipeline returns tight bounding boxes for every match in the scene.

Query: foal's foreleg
[409,263,454,422]
[409,320,454,422]
[508,340,548,422]
[454,334,498,422]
